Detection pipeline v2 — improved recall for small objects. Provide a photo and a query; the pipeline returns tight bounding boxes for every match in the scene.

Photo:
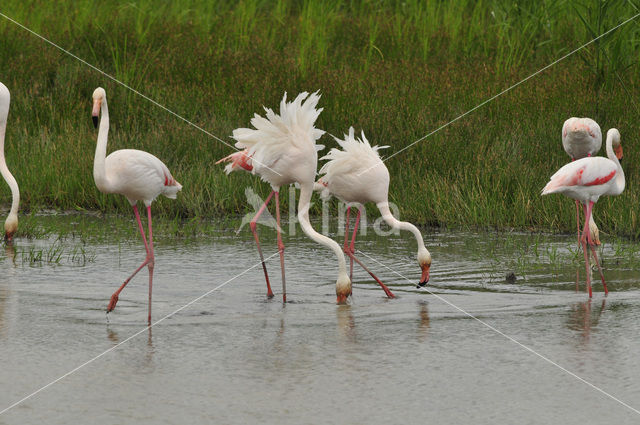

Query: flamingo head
[417,248,432,287]
[335,272,352,304]
[4,214,17,244]
[612,130,623,161]
[92,87,106,128]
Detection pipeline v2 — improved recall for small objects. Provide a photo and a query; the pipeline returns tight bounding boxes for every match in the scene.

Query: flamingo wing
[543,157,617,194]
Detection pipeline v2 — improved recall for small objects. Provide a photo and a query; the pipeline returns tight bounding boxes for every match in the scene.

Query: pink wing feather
[543,157,617,194]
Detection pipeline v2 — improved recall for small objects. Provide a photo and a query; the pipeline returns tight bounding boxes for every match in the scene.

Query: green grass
[0,0,640,238]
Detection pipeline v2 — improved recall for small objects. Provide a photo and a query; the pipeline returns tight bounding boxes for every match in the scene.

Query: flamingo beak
[418,263,430,287]
[92,99,101,128]
[336,289,352,305]
[4,231,14,244]
[614,145,623,161]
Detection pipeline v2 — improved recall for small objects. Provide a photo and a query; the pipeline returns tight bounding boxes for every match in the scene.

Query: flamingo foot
[107,293,119,313]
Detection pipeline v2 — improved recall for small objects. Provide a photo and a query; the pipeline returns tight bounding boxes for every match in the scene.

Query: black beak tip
[417,280,428,288]
[92,115,98,128]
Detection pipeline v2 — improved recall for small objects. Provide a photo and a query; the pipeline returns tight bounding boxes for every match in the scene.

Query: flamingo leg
[275,191,286,303]
[344,207,353,279]
[575,200,581,248]
[250,190,276,298]
[146,205,155,324]
[107,205,153,314]
[584,201,608,295]
[580,203,592,298]
[345,251,395,299]
[349,207,361,262]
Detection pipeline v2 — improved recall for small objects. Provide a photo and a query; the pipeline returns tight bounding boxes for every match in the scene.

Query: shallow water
[1,216,640,424]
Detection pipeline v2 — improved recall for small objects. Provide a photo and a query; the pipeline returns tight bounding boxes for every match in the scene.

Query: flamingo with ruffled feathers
[543,128,625,297]
[92,87,182,323]
[217,92,352,303]
[316,127,431,293]
[0,83,19,243]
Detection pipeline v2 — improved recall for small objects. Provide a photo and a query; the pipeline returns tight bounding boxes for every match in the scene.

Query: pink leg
[580,203,592,298]
[107,205,153,314]
[250,191,275,298]
[275,191,286,302]
[584,201,608,295]
[344,207,353,279]
[349,208,362,277]
[146,206,155,324]
[345,251,395,299]
[575,200,581,248]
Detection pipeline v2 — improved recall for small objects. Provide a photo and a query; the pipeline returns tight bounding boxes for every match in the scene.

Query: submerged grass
[0,1,639,237]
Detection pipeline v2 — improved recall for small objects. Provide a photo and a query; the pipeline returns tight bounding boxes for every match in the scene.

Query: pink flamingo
[562,117,604,245]
[316,127,431,294]
[0,82,19,243]
[543,128,625,297]
[91,87,182,323]
[217,92,352,303]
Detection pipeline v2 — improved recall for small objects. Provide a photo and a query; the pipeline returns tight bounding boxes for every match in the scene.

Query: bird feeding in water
[316,127,431,292]
[542,128,624,298]
[91,87,182,323]
[217,92,352,303]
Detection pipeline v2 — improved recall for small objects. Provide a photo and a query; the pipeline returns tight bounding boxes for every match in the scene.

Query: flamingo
[316,127,431,293]
[561,117,614,245]
[0,83,19,243]
[216,92,352,303]
[542,128,625,297]
[91,87,182,323]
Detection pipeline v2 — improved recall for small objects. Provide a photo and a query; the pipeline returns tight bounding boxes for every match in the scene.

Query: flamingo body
[0,82,19,242]
[318,128,389,204]
[542,156,619,202]
[228,93,324,190]
[99,149,181,205]
[562,117,602,160]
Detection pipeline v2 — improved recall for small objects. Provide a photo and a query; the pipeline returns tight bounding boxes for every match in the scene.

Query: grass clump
[0,1,639,237]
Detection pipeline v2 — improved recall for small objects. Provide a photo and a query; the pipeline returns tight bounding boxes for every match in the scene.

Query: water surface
[1,216,639,424]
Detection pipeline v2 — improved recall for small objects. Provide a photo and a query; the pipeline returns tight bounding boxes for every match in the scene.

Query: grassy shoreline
[0,1,639,238]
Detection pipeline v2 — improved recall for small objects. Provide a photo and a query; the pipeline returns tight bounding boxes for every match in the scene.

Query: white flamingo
[217,92,352,303]
[316,127,431,293]
[543,128,625,297]
[0,83,19,243]
[561,117,611,245]
[92,87,182,323]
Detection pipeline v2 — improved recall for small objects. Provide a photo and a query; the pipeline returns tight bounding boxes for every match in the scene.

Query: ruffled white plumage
[318,127,389,204]
[231,92,325,189]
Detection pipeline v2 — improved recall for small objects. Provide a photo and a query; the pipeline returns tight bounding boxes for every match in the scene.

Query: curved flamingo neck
[0,90,19,226]
[93,97,111,192]
[605,129,625,195]
[298,182,348,275]
[376,201,426,253]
